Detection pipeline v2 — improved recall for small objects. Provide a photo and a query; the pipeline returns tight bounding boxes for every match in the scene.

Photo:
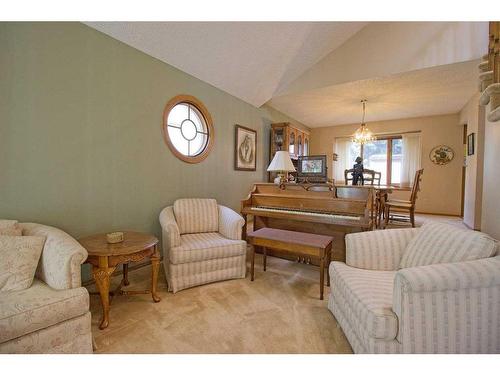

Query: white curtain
[334,138,353,183]
[400,133,422,187]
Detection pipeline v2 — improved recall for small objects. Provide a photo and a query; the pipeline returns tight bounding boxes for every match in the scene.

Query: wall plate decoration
[235,125,257,171]
[429,145,455,165]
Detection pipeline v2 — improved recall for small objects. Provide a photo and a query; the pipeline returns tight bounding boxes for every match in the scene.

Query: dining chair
[383,169,424,228]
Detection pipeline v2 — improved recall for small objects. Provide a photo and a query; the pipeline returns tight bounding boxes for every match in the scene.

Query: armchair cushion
[0,220,22,236]
[173,198,219,234]
[169,233,246,265]
[0,279,89,343]
[0,235,45,292]
[400,222,497,269]
[330,261,398,340]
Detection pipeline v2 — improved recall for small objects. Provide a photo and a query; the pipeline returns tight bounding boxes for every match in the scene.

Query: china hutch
[269,122,310,182]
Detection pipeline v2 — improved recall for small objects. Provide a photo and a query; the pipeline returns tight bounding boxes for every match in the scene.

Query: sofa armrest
[159,206,181,253]
[393,256,500,353]
[20,223,88,290]
[218,205,245,240]
[346,228,418,270]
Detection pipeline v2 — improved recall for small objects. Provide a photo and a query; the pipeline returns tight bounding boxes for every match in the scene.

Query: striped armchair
[159,198,247,292]
[328,222,500,353]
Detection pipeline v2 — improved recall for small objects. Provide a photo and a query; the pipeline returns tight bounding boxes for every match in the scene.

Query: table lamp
[267,151,296,189]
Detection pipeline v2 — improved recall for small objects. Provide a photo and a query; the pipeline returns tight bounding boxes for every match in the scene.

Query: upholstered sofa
[159,198,247,292]
[328,222,500,354]
[0,223,92,353]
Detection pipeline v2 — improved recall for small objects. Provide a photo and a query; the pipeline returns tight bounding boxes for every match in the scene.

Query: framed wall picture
[467,133,475,156]
[235,125,257,171]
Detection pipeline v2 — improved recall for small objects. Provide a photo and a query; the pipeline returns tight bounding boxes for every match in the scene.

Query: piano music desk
[247,227,333,300]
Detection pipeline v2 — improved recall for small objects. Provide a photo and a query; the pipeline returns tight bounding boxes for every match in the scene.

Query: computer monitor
[297,155,327,182]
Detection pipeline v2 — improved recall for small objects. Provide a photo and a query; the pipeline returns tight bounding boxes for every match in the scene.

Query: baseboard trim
[414,211,462,217]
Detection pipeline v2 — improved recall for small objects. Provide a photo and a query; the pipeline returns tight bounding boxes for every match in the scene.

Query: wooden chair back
[344,168,354,184]
[345,168,381,186]
[410,169,424,204]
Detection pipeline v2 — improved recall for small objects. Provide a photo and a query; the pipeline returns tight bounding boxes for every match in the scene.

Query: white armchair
[0,223,92,353]
[159,198,247,292]
[328,224,500,354]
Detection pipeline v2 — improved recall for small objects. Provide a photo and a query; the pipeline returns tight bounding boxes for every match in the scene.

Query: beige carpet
[89,214,465,354]
[89,254,352,354]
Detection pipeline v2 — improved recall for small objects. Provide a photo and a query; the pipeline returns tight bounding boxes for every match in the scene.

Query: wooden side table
[79,231,161,329]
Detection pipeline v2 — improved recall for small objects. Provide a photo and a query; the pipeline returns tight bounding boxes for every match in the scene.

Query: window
[342,136,402,185]
[162,95,214,163]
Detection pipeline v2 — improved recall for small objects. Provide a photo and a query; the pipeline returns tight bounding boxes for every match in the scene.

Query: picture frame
[234,125,257,171]
[467,133,475,156]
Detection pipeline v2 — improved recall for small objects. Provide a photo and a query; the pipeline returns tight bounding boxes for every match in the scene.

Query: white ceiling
[84,22,366,107]
[84,22,488,127]
[268,60,479,127]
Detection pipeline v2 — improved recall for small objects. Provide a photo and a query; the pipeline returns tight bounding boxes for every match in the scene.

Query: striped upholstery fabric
[393,256,500,353]
[329,262,398,340]
[173,198,218,234]
[328,286,401,354]
[160,199,247,293]
[346,228,418,271]
[399,222,497,269]
[169,233,246,264]
[218,205,245,240]
[168,255,246,293]
[159,206,181,249]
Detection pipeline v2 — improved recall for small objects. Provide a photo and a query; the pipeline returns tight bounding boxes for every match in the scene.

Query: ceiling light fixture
[352,99,376,145]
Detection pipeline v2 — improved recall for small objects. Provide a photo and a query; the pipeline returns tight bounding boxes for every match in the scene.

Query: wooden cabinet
[269,123,310,182]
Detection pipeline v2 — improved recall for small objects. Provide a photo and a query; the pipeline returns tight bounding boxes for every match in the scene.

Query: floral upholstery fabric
[400,222,497,269]
[0,220,19,229]
[0,235,45,292]
[173,198,219,234]
[161,200,247,293]
[218,205,245,240]
[0,312,92,354]
[20,223,88,290]
[329,261,398,340]
[346,228,418,271]
[170,232,246,265]
[0,279,89,342]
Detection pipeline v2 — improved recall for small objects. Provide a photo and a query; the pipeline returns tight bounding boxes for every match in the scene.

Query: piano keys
[241,183,374,263]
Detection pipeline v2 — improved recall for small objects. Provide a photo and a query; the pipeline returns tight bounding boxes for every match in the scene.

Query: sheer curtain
[400,133,422,187]
[334,138,355,183]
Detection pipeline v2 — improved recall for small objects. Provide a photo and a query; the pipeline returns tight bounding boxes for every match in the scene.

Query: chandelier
[352,99,376,144]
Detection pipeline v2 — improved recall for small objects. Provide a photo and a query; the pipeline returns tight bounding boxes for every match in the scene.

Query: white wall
[481,102,500,240]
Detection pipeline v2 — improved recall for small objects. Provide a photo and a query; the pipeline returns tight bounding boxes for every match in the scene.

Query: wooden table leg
[326,247,331,287]
[151,245,161,303]
[250,244,255,281]
[92,257,115,330]
[319,255,325,300]
[263,246,267,271]
[123,263,130,286]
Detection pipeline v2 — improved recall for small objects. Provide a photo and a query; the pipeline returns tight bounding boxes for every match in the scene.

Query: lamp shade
[267,151,296,172]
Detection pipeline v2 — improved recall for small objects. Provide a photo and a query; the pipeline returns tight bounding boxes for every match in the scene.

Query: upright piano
[241,183,373,263]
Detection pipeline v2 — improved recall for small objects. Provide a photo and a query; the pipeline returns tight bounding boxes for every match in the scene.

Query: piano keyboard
[250,206,361,221]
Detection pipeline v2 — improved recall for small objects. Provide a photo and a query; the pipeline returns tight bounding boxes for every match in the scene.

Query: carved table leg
[123,263,130,286]
[92,257,115,330]
[326,247,331,287]
[151,245,161,303]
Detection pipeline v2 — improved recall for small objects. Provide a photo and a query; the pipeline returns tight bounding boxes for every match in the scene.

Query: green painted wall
[0,22,306,280]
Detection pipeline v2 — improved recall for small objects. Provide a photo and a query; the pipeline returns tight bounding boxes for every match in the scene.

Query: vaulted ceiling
[85,22,488,127]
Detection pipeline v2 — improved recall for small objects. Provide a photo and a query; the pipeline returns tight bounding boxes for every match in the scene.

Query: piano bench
[246,227,333,300]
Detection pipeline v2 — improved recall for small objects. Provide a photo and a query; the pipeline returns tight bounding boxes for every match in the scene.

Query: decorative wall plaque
[429,145,454,165]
